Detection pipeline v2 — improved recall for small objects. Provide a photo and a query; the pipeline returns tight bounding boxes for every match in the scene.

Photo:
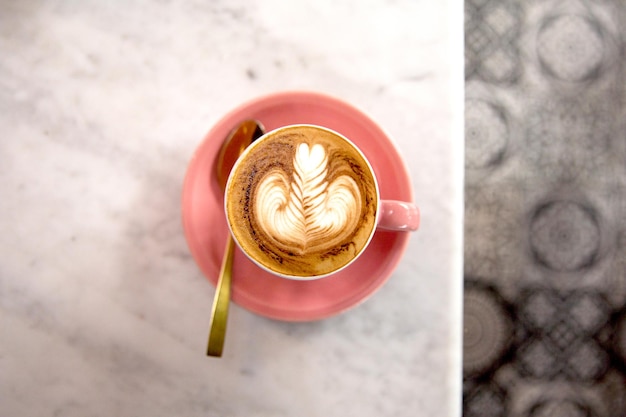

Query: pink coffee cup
[224,124,419,280]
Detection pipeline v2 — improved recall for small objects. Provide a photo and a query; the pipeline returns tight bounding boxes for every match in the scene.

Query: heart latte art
[226,125,378,278]
[255,143,361,254]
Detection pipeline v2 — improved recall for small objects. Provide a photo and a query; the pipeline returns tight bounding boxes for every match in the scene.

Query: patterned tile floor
[463,0,626,416]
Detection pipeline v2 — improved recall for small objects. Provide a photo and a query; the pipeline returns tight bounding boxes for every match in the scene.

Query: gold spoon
[207,119,265,357]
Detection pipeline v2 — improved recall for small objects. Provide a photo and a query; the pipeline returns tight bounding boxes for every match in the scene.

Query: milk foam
[255,143,361,254]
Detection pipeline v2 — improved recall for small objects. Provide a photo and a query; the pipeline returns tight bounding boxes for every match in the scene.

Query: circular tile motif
[537,14,605,82]
[529,201,601,272]
[464,285,513,376]
[466,99,510,170]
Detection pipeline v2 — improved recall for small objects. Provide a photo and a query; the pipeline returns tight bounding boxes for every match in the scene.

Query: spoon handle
[206,237,235,357]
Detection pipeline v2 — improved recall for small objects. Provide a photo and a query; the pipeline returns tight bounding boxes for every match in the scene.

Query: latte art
[225,125,378,278]
[255,143,362,254]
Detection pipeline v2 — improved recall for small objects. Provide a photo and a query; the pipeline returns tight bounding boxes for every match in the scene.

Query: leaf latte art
[255,143,361,254]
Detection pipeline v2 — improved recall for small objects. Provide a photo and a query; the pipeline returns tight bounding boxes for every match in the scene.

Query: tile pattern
[464,0,626,416]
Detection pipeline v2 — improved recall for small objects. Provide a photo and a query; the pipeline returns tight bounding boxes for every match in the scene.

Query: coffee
[225,125,379,278]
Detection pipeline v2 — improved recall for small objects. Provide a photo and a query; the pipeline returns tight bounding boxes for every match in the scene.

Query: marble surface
[0,1,463,416]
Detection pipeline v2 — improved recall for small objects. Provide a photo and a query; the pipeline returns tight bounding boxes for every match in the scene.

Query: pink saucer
[182,91,414,321]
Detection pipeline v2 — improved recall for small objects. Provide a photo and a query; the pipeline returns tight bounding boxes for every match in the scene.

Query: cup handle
[377,200,420,231]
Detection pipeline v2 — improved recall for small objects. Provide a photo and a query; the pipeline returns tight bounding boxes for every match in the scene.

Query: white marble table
[0,1,463,415]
